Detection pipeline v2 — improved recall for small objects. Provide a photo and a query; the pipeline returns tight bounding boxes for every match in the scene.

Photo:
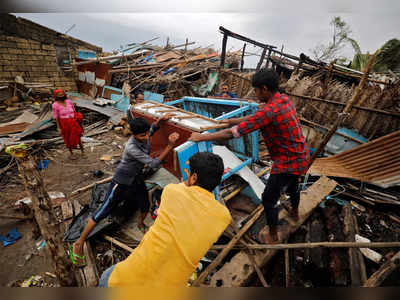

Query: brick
[10,71,24,77]
[41,44,53,50]
[16,65,29,72]
[30,43,40,50]
[14,60,27,66]
[0,71,12,78]
[31,66,44,72]
[0,60,11,66]
[17,43,30,49]
[8,48,19,54]
[4,65,17,71]
[26,60,38,66]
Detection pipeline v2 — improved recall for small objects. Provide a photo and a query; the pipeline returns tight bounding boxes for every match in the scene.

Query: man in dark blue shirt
[70,114,179,266]
[216,83,237,99]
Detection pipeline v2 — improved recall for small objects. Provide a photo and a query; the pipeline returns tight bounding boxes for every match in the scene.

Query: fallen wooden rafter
[364,250,400,287]
[208,176,337,287]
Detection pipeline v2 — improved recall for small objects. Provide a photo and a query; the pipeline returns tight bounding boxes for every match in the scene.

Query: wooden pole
[209,241,400,250]
[343,204,363,286]
[240,43,246,71]
[184,38,188,52]
[11,151,76,286]
[285,249,290,287]
[192,205,264,286]
[220,33,228,68]
[103,235,136,252]
[308,50,379,166]
[288,92,400,118]
[364,250,400,287]
[70,176,113,197]
[353,212,368,284]
[246,250,269,287]
[323,59,337,98]
[256,47,268,71]
[265,48,272,69]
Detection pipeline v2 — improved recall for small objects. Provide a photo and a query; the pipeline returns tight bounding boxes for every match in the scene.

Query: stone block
[17,43,30,49]
[10,71,24,77]
[8,48,19,54]
[41,44,54,50]
[30,43,40,50]
[4,65,17,71]
[0,71,12,78]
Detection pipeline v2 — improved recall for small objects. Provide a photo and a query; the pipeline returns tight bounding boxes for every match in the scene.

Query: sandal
[68,244,87,267]
[138,224,149,234]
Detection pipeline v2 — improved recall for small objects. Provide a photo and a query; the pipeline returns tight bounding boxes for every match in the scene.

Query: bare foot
[258,228,279,244]
[69,154,78,160]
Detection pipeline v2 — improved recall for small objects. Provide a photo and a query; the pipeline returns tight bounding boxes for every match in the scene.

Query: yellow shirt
[108,183,231,287]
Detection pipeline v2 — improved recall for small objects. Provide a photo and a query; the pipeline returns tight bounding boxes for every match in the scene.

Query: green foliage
[350,39,400,72]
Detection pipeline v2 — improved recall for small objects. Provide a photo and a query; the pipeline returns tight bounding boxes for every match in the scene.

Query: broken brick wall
[0,14,102,92]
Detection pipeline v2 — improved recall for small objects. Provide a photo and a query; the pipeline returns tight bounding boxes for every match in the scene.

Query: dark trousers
[92,178,149,223]
[262,173,300,227]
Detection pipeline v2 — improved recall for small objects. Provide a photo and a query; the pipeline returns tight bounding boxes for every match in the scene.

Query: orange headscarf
[54,89,66,101]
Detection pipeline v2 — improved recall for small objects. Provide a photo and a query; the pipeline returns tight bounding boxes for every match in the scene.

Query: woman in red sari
[52,89,85,159]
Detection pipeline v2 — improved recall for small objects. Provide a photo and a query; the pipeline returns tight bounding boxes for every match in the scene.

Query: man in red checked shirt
[189,69,310,243]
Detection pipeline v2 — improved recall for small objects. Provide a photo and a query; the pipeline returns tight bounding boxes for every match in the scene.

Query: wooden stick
[287,92,400,118]
[353,211,368,284]
[285,249,290,287]
[154,109,178,113]
[364,250,400,287]
[70,176,113,196]
[192,205,264,286]
[174,115,201,120]
[246,250,269,287]
[343,204,363,286]
[209,241,400,250]
[103,235,136,252]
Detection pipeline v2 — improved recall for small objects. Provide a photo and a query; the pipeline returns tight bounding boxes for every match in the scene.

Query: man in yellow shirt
[99,152,232,287]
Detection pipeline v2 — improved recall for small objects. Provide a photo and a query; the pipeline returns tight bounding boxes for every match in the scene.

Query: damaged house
[0,15,400,289]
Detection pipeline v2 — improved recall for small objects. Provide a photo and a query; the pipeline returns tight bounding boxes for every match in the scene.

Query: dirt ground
[0,130,128,286]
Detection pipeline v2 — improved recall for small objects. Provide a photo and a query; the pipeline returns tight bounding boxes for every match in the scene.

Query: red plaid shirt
[231,92,310,175]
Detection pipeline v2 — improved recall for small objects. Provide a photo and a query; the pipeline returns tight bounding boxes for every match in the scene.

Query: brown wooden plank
[209,176,337,287]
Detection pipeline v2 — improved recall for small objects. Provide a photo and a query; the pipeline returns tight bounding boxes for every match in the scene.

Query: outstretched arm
[189,128,233,142]
[218,115,252,126]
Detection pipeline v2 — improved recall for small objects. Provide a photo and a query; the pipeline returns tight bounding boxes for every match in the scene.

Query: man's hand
[159,113,174,122]
[189,132,204,142]
[168,132,180,146]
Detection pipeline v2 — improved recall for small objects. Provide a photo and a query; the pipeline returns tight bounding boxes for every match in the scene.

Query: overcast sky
[10,0,400,68]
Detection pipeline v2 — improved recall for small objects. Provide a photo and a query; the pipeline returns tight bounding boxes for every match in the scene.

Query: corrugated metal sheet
[309,130,400,188]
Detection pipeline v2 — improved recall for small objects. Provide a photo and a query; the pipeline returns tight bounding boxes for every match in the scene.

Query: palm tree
[350,39,400,73]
